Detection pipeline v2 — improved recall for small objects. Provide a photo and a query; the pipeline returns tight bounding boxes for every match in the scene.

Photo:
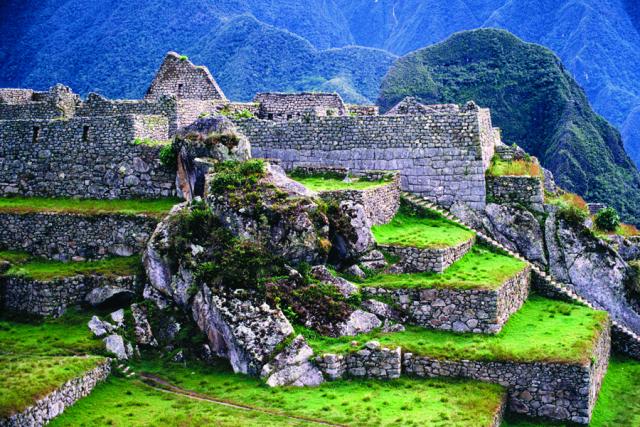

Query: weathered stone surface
[131,303,158,347]
[380,236,474,273]
[330,200,375,262]
[316,341,402,380]
[88,316,113,338]
[344,264,366,279]
[103,334,128,360]
[361,299,403,322]
[261,335,324,387]
[85,286,135,308]
[486,175,545,213]
[337,310,381,336]
[191,285,294,376]
[110,309,125,327]
[310,265,358,298]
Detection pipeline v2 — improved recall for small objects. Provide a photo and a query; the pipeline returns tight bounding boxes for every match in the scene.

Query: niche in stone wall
[82,125,89,142]
[32,126,40,143]
[177,84,184,98]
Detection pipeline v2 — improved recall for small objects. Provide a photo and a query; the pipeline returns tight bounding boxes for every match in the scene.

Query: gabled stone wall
[0,212,158,261]
[236,108,498,209]
[0,114,176,198]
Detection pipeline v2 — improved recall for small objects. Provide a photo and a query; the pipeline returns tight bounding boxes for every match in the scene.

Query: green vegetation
[594,207,621,232]
[503,356,640,426]
[209,159,266,195]
[371,211,474,249]
[158,143,178,169]
[124,359,506,427]
[359,245,527,291]
[293,175,391,191]
[546,192,590,226]
[4,255,141,281]
[487,156,541,177]
[0,355,105,418]
[379,28,640,226]
[0,250,31,265]
[0,197,178,218]
[302,296,608,364]
[132,137,171,147]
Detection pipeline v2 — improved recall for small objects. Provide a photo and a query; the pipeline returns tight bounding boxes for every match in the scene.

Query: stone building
[253,92,348,121]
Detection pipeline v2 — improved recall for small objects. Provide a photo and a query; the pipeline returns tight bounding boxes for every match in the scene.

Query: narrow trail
[138,373,345,427]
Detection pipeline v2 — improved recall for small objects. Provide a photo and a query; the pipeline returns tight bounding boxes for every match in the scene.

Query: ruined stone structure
[0,212,158,261]
[253,92,347,121]
[487,175,545,212]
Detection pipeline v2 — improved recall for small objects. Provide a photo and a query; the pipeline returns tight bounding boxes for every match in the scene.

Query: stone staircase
[402,192,640,357]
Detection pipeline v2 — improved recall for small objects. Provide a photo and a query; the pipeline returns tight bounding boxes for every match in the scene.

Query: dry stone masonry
[0,360,111,427]
[0,212,158,261]
[379,236,475,273]
[315,341,402,380]
[362,265,531,334]
[487,175,545,212]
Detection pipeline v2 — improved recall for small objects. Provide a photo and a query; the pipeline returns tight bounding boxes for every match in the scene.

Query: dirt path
[139,372,345,427]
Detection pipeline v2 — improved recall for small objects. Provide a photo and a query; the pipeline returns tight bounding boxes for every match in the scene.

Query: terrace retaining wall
[362,266,531,334]
[486,175,544,212]
[0,212,159,261]
[0,359,111,427]
[378,237,474,273]
[1,274,137,317]
[315,341,401,380]
[403,322,611,424]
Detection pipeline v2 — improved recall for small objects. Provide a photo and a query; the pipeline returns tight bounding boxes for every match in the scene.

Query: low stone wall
[404,322,611,425]
[0,359,111,427]
[486,175,544,212]
[378,237,474,273]
[0,212,159,261]
[315,341,401,380]
[2,275,137,317]
[362,266,530,334]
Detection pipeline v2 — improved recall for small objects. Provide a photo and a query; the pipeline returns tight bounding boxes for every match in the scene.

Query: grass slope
[379,29,640,225]
[0,197,178,219]
[4,255,141,281]
[360,245,527,291]
[372,211,474,249]
[303,296,608,364]
[293,176,390,191]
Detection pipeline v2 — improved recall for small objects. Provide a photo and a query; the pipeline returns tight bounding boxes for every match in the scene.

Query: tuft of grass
[0,250,31,265]
[360,245,527,291]
[4,255,141,281]
[487,157,541,177]
[0,197,179,219]
[302,296,609,365]
[292,176,392,192]
[0,355,105,418]
[132,137,171,147]
[372,211,475,249]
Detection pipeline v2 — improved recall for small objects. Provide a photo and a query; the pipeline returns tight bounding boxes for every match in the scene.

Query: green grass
[50,377,307,427]
[0,250,31,265]
[360,245,527,291]
[0,197,179,219]
[122,358,506,427]
[302,296,608,364]
[292,176,391,191]
[371,211,475,249]
[4,255,141,281]
[487,157,541,177]
[502,356,640,427]
[0,355,105,418]
[132,137,172,147]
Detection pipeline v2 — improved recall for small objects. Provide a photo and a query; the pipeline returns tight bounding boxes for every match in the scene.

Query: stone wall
[362,266,530,334]
[346,104,379,116]
[611,323,640,359]
[2,274,137,317]
[145,52,227,102]
[0,360,111,427]
[236,107,498,209]
[404,322,611,424]
[0,212,158,261]
[486,175,545,212]
[0,114,176,198]
[379,237,474,273]
[253,92,347,121]
[315,341,401,380]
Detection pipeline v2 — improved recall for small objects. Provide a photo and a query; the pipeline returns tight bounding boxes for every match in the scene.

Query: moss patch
[302,296,608,364]
[372,208,474,249]
[293,176,391,192]
[4,255,141,281]
[0,197,179,219]
[359,245,527,291]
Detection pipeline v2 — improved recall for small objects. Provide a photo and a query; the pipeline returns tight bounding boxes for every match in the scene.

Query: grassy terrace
[0,311,106,418]
[302,296,608,365]
[3,254,141,281]
[359,246,528,291]
[292,175,391,192]
[0,197,179,219]
[487,157,541,177]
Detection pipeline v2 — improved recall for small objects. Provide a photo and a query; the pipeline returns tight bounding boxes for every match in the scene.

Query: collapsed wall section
[0,114,176,199]
[236,109,497,209]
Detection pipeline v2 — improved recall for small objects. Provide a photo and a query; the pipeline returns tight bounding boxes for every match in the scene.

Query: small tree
[595,207,620,232]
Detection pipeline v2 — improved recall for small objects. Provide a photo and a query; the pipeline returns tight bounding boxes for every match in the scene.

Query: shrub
[179,55,188,61]
[209,160,265,195]
[159,143,178,169]
[557,204,589,226]
[595,207,620,232]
